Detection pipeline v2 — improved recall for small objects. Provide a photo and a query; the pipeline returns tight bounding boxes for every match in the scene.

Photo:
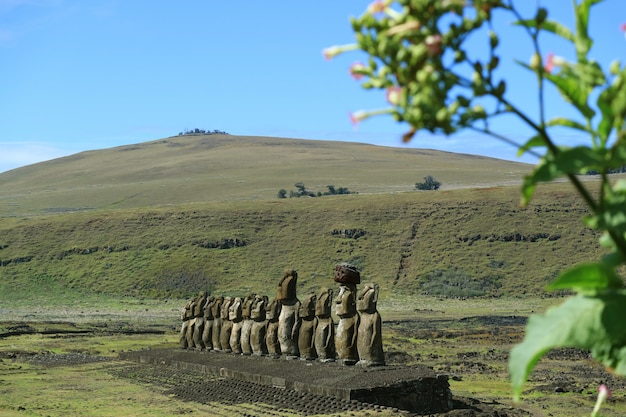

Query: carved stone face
[277,269,298,301]
[357,283,379,313]
[211,296,224,317]
[229,297,243,321]
[250,295,267,321]
[335,284,356,316]
[203,295,215,316]
[193,292,208,316]
[220,297,232,319]
[315,288,333,318]
[299,292,317,319]
[265,298,281,320]
[242,294,256,319]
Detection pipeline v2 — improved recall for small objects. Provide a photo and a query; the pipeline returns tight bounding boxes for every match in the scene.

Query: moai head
[229,297,243,321]
[265,297,281,321]
[193,291,208,317]
[242,293,256,319]
[211,296,224,318]
[203,294,215,317]
[334,263,361,285]
[277,269,298,302]
[221,297,233,319]
[315,288,334,318]
[335,284,357,317]
[250,295,268,321]
[299,292,317,319]
[357,283,379,313]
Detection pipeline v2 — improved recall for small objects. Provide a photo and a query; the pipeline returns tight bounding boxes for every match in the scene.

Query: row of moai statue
[179,264,384,366]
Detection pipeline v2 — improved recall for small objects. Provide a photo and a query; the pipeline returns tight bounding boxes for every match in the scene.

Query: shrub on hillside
[177,128,229,136]
[279,183,356,198]
[420,268,501,298]
[415,176,441,191]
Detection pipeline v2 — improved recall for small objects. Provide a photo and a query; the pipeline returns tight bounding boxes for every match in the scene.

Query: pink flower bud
[349,62,367,80]
[367,0,387,14]
[599,384,612,399]
[592,384,612,417]
[349,111,368,128]
[544,52,565,74]
[386,86,403,106]
[322,44,359,61]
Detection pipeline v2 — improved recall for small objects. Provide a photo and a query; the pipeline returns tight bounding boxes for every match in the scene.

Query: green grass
[0,179,605,303]
[0,135,533,216]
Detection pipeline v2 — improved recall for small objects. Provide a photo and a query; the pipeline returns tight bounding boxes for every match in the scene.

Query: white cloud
[0,142,72,173]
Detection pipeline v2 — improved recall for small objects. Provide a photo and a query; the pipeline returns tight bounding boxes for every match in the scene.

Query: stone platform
[119,348,452,414]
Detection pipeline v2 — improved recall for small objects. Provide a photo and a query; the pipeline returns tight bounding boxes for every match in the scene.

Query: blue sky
[0,1,624,173]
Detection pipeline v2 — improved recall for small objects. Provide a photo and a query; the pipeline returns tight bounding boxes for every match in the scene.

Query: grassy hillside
[0,181,603,302]
[0,135,531,217]
[0,134,610,302]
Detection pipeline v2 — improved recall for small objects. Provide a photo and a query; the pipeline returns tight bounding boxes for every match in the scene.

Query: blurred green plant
[326,0,626,405]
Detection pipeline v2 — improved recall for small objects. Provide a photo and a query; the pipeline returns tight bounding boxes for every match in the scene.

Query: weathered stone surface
[265,298,281,357]
[315,288,336,362]
[335,283,359,365]
[333,263,361,284]
[298,292,317,360]
[277,269,300,358]
[250,295,269,356]
[356,283,385,366]
[210,296,224,350]
[218,297,233,353]
[228,297,243,354]
[240,294,256,355]
[120,348,453,414]
[201,295,215,350]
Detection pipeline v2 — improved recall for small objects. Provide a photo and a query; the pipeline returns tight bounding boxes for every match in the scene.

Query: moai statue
[192,290,208,350]
[334,263,361,365]
[186,295,198,348]
[250,295,269,356]
[240,293,256,355]
[229,297,244,354]
[277,269,301,359]
[180,297,194,349]
[298,292,318,361]
[356,283,385,366]
[201,294,215,350]
[219,296,234,353]
[211,295,224,351]
[211,296,224,350]
[265,297,282,358]
[314,288,336,362]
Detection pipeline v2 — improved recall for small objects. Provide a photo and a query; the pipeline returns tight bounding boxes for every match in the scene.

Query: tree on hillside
[278,182,356,198]
[415,176,441,191]
[177,128,229,136]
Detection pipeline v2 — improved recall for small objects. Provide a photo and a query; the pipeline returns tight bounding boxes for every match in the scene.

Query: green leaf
[510,290,626,401]
[597,88,615,142]
[573,0,599,59]
[517,134,546,158]
[520,175,536,208]
[521,146,605,206]
[546,117,589,133]
[544,72,595,119]
[548,262,623,292]
[574,60,606,87]
[512,19,574,42]
[587,186,626,235]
